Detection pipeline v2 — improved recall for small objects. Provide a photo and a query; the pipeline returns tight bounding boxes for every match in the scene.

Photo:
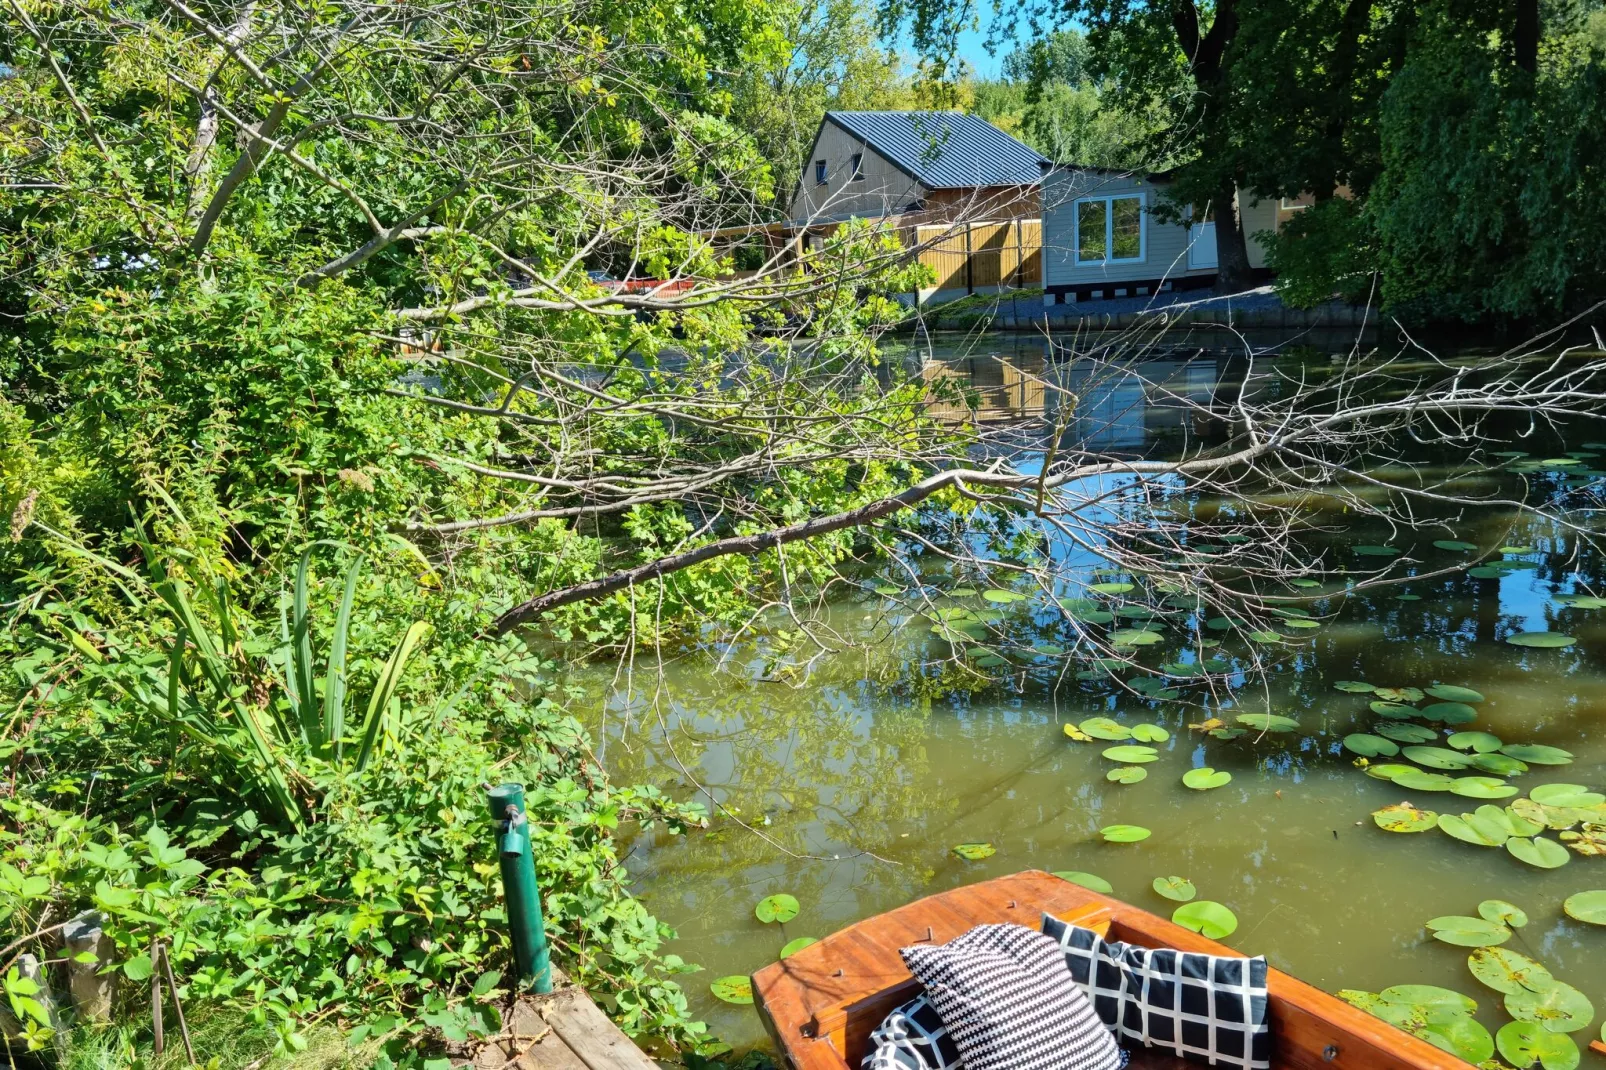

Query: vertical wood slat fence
[913,220,1041,293]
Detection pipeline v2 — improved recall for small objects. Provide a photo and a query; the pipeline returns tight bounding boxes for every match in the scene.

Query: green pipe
[486,783,553,993]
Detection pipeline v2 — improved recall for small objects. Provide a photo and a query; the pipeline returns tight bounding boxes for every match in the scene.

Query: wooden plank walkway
[457,971,661,1070]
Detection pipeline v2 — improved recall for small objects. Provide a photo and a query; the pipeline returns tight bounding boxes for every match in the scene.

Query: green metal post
[487,783,553,994]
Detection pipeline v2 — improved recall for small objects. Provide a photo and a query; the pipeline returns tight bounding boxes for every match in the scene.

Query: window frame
[850,152,865,182]
[1072,191,1147,266]
[814,159,828,185]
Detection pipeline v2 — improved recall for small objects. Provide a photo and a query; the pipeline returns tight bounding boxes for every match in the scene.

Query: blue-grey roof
[825,111,1049,189]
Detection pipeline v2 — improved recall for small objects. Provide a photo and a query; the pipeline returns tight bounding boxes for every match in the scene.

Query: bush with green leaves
[0,549,712,1064]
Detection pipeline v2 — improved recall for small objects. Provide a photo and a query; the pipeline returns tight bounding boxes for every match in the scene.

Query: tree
[730,0,920,207]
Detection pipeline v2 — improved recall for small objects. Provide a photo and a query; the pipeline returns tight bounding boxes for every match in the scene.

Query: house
[789,111,1051,303]
[1039,165,1312,304]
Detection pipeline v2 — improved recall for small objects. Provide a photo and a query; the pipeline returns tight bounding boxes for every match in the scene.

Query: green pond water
[576,344,1606,1057]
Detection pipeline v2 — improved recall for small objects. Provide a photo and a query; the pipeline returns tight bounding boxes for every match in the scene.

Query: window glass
[815,160,827,184]
[1077,199,1107,261]
[1111,196,1142,259]
[851,153,864,181]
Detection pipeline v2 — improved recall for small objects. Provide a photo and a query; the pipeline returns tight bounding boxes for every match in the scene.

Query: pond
[575,336,1606,1059]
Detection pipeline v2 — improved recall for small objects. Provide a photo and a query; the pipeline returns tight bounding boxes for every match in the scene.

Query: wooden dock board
[458,971,660,1070]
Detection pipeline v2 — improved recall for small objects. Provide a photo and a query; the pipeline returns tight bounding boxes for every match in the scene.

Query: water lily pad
[1434,540,1479,551]
[1080,717,1134,741]
[1501,744,1574,765]
[1063,723,1093,742]
[1562,890,1606,925]
[1496,1021,1579,1070]
[1290,578,1321,588]
[1063,601,1116,624]
[982,589,1029,603]
[1171,900,1237,938]
[951,843,996,862]
[1421,702,1479,724]
[1354,545,1401,557]
[1468,947,1553,994]
[1335,680,1378,693]
[1439,813,1506,846]
[1107,766,1148,784]
[1530,784,1604,807]
[1478,900,1528,927]
[1468,566,1509,579]
[1506,980,1595,1032]
[1403,746,1475,770]
[1425,915,1511,946]
[1115,605,1165,620]
[1373,803,1438,832]
[711,976,754,1003]
[1235,714,1299,732]
[1377,722,1438,744]
[1282,619,1321,630]
[1394,770,1455,791]
[1370,700,1417,717]
[1450,777,1520,799]
[1101,824,1151,843]
[1090,582,1135,595]
[1428,684,1486,703]
[1102,745,1160,764]
[1379,984,1479,1015]
[1152,876,1196,902]
[1447,731,1503,753]
[1182,767,1232,791]
[1396,593,1423,601]
[1505,836,1571,868]
[1420,1016,1496,1064]
[1555,594,1606,609]
[1505,632,1577,648]
[1346,734,1400,757]
[780,937,818,958]
[1366,762,1418,780]
[755,894,800,923]
[1052,871,1113,894]
[1110,628,1165,647]
[1131,723,1169,742]
[1472,752,1530,776]
[1375,687,1426,703]
[1033,644,1067,657]
[1246,630,1284,643]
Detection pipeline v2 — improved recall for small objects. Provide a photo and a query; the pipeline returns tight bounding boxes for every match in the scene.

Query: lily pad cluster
[1368,781,1604,866]
[1338,985,1494,1062]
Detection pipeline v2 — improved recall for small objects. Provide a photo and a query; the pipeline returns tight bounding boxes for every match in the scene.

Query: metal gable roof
[825,111,1049,190]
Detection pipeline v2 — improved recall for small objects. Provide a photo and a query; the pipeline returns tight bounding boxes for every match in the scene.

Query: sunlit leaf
[755,894,800,923]
[1152,876,1196,902]
[1496,1021,1579,1070]
[1235,714,1299,732]
[1182,767,1232,790]
[1505,632,1577,649]
[1171,900,1237,938]
[1469,947,1553,995]
[1100,824,1151,843]
[1107,766,1148,784]
[1080,717,1133,741]
[1478,900,1528,927]
[951,843,995,861]
[780,937,817,958]
[711,976,753,1004]
[1424,915,1511,947]
[1562,890,1606,925]
[1505,836,1571,868]
[1505,980,1594,1033]
[1500,744,1574,765]
[1427,685,1486,703]
[1053,871,1113,893]
[1446,731,1502,753]
[1101,745,1160,764]
[1345,734,1400,757]
[1372,803,1438,832]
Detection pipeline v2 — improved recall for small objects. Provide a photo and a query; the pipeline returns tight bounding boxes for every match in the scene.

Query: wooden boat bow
[752,870,1475,1070]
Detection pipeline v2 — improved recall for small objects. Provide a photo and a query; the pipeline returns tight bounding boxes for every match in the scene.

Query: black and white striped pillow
[1041,914,1271,1070]
[899,923,1127,1070]
[860,994,964,1070]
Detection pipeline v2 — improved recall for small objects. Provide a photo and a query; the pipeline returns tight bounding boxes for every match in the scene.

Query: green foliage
[1264,198,1379,308]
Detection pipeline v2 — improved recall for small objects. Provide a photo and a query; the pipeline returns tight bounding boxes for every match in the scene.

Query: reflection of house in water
[921,350,1230,452]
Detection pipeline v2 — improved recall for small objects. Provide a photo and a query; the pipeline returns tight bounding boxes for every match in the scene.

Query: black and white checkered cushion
[860,994,964,1070]
[1042,914,1271,1070]
[899,923,1126,1070]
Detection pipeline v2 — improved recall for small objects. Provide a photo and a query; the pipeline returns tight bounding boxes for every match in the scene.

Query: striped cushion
[1041,914,1271,1070]
[899,923,1127,1070]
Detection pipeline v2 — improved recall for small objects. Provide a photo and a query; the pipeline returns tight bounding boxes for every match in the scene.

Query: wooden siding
[788,120,929,223]
[914,219,1041,293]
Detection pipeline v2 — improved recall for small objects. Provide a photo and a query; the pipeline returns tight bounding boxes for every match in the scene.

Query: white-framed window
[1074,192,1146,265]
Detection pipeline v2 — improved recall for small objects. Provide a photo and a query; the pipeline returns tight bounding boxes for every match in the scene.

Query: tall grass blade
[354,622,429,773]
[323,558,362,759]
[289,551,319,747]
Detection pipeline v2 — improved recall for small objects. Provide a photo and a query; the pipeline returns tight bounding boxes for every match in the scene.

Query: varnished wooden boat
[752,870,1474,1070]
